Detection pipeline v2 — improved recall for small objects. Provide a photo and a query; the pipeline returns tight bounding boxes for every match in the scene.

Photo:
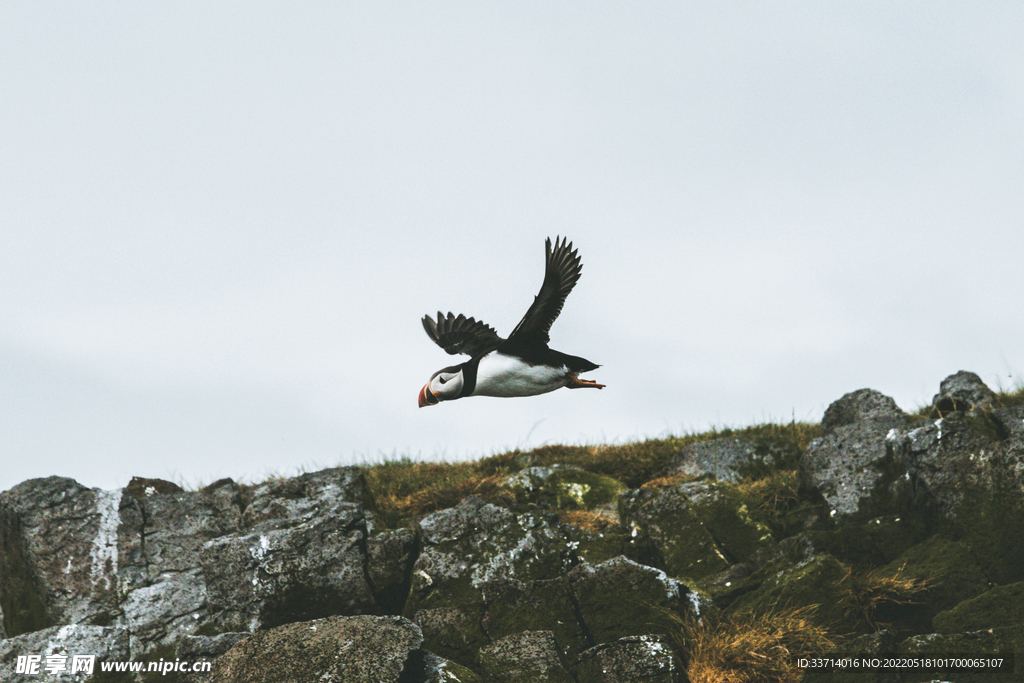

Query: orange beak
[418,383,439,408]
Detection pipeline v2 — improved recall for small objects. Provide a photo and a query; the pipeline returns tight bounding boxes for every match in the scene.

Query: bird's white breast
[472,352,568,397]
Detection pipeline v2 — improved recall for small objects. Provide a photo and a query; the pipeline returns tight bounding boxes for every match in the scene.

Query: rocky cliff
[1,371,1022,682]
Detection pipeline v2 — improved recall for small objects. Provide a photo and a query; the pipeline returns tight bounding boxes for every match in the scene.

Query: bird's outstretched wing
[506,236,582,347]
[422,311,503,357]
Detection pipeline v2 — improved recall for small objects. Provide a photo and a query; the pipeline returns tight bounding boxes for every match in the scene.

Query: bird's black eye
[438,376,448,384]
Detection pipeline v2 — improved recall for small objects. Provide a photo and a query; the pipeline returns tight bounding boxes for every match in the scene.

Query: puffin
[418,236,605,408]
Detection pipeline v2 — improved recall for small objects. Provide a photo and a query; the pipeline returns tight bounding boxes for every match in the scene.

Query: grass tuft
[668,605,836,683]
[838,564,933,632]
[556,509,618,532]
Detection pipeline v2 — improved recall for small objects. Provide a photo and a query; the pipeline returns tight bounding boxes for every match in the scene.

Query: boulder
[821,388,906,435]
[366,527,419,615]
[931,370,996,416]
[0,624,130,683]
[119,477,242,591]
[199,466,380,632]
[121,568,208,651]
[477,630,574,682]
[886,412,1024,583]
[240,467,375,529]
[664,436,793,483]
[0,478,125,634]
[567,556,702,646]
[575,634,683,683]
[481,577,590,659]
[201,502,376,632]
[619,479,773,579]
[802,423,902,523]
[501,465,625,511]
[209,615,424,683]
[117,477,243,655]
[404,496,574,664]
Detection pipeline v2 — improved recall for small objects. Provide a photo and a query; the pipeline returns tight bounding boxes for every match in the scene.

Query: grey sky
[3,3,1022,493]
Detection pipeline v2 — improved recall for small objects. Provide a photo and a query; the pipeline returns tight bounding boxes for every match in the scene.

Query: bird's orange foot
[566,375,606,389]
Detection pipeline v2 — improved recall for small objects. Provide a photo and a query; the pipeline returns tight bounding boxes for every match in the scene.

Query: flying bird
[418,236,605,407]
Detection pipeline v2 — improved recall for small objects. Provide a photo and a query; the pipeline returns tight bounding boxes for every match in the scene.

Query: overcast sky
[2,3,1022,493]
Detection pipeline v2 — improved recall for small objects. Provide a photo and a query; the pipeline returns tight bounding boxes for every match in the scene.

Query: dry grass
[670,605,836,683]
[556,509,618,532]
[641,474,697,492]
[839,564,933,632]
[741,470,802,517]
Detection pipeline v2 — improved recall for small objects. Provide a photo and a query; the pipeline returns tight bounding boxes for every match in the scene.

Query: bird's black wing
[422,311,503,357]
[505,236,583,347]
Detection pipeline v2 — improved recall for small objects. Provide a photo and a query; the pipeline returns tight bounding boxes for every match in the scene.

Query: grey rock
[0,624,130,683]
[478,630,574,682]
[821,388,906,435]
[199,467,377,633]
[122,477,241,589]
[116,478,242,655]
[885,413,1024,582]
[406,496,575,664]
[619,486,729,578]
[932,370,996,415]
[210,615,423,683]
[665,437,789,483]
[121,568,208,655]
[801,420,897,522]
[991,404,1024,440]
[576,634,683,683]
[241,467,374,529]
[0,478,124,633]
[888,412,1022,517]
[201,501,375,632]
[367,527,419,614]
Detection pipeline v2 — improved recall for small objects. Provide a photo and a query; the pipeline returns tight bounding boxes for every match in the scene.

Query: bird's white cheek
[432,376,463,400]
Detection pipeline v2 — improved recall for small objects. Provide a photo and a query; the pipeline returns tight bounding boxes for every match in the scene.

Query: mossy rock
[728,553,862,634]
[502,465,626,511]
[431,657,483,682]
[809,514,929,568]
[560,519,662,569]
[619,479,774,580]
[874,535,988,632]
[481,577,590,658]
[944,480,1024,585]
[568,556,697,648]
[619,487,730,579]
[933,581,1024,633]
[898,629,1022,683]
[680,480,775,562]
